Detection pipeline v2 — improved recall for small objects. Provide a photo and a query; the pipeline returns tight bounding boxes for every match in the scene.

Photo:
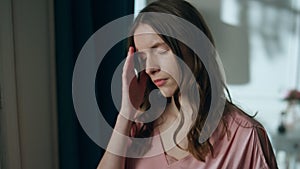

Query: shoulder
[224,105,263,129]
[211,105,266,144]
[221,105,270,149]
[211,105,278,168]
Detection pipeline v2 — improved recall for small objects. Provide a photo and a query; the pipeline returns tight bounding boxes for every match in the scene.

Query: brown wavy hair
[128,0,232,161]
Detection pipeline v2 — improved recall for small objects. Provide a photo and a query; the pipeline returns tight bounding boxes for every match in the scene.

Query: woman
[98,0,278,168]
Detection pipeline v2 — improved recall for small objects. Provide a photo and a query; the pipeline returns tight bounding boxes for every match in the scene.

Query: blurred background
[0,0,299,168]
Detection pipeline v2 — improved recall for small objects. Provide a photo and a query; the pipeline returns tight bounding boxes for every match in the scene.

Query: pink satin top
[125,109,278,169]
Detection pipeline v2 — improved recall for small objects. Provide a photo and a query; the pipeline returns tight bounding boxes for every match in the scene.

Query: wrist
[114,114,133,135]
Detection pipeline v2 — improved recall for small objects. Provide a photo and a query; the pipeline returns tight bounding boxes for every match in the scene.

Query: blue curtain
[54,0,134,168]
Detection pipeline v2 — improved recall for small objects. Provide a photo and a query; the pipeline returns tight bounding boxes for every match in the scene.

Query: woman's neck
[155,94,193,137]
[155,97,180,131]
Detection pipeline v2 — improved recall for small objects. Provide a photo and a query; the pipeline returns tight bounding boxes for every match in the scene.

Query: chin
[160,91,172,98]
[158,88,177,98]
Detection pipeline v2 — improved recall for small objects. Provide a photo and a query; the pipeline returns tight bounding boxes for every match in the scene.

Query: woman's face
[134,24,180,97]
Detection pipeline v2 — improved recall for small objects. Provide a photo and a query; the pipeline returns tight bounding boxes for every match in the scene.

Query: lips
[153,78,168,87]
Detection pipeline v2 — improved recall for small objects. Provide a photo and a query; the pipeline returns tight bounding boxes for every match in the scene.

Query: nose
[145,56,160,75]
[146,67,160,75]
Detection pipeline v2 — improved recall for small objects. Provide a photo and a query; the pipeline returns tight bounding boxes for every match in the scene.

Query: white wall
[142,0,300,134]
[187,0,300,134]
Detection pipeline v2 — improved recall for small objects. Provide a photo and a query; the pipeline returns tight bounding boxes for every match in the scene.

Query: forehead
[133,24,165,50]
[134,23,156,35]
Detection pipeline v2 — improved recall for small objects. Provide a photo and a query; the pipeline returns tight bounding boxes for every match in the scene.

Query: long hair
[128,0,232,161]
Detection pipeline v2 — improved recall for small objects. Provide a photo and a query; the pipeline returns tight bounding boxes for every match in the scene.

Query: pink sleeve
[255,126,278,169]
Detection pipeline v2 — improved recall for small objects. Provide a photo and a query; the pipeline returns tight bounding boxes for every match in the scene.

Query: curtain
[54,0,134,168]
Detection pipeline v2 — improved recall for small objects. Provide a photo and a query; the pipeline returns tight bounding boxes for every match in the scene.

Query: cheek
[159,79,179,97]
[160,59,181,83]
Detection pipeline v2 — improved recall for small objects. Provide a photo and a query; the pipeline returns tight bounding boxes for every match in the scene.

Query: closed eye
[156,47,168,54]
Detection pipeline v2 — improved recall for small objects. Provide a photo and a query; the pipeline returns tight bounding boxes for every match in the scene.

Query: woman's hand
[120,46,147,120]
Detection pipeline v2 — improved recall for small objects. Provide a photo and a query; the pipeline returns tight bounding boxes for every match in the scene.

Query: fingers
[123,46,135,72]
[120,46,139,119]
[128,46,134,55]
[122,47,147,112]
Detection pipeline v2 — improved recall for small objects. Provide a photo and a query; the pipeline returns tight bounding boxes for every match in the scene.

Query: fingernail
[128,46,132,54]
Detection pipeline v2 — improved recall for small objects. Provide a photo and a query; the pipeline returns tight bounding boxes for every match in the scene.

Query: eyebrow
[150,42,167,49]
[136,42,168,51]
